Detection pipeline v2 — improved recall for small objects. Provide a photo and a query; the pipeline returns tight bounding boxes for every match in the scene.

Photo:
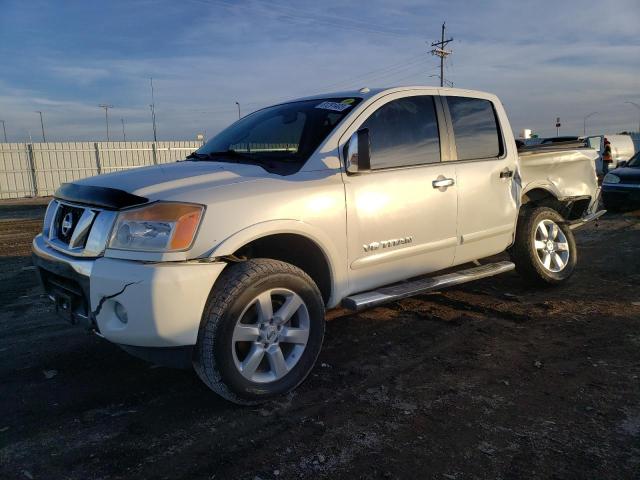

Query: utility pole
[235,101,241,120]
[430,22,453,87]
[98,104,113,141]
[150,77,158,141]
[121,118,127,141]
[625,101,640,132]
[35,111,46,142]
[583,112,598,136]
[0,120,6,142]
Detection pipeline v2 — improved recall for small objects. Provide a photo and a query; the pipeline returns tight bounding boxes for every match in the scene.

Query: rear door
[442,94,519,265]
[342,93,458,294]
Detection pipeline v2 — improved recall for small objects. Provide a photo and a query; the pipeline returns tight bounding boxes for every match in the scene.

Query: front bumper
[602,184,640,207]
[32,234,227,348]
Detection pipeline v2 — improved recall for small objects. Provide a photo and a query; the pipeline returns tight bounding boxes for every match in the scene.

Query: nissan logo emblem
[61,212,74,236]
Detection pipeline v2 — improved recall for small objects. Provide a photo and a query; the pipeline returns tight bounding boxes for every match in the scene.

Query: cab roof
[288,86,494,103]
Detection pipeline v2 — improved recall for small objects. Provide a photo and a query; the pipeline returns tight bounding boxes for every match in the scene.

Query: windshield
[193,97,362,175]
[627,151,640,167]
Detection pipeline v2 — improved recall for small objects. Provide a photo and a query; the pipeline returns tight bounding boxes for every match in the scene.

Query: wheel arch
[521,185,592,220]
[208,220,341,307]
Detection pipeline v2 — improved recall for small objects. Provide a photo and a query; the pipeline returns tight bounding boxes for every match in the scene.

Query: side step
[342,261,515,312]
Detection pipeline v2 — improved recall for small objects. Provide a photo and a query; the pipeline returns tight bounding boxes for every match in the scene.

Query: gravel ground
[0,200,639,479]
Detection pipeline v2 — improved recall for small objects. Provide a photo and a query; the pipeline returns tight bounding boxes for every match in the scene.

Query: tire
[509,206,577,286]
[193,258,325,405]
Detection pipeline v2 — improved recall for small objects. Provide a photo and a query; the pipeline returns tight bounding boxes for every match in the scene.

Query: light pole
[625,101,640,132]
[121,118,126,141]
[583,112,598,136]
[235,101,241,120]
[0,120,6,142]
[98,104,113,141]
[149,104,158,142]
[35,111,46,142]
[150,78,158,142]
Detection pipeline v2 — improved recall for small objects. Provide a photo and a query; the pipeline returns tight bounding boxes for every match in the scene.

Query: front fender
[208,219,347,308]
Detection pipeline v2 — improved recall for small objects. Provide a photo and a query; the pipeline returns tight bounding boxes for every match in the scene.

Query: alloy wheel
[534,219,570,273]
[231,288,310,383]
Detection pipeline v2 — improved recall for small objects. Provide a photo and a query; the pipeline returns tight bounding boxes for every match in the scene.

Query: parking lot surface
[1,199,639,479]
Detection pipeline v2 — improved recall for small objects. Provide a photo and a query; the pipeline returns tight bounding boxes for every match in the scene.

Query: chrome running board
[342,261,515,311]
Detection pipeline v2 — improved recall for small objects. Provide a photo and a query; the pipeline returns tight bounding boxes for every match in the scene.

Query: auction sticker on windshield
[315,101,352,112]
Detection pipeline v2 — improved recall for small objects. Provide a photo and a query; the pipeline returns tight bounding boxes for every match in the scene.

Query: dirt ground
[1,198,639,480]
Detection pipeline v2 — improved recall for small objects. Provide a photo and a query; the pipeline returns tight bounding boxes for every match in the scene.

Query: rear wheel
[510,206,577,285]
[193,259,325,404]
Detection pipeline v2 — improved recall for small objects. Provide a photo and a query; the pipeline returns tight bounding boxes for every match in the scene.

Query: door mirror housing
[618,160,628,168]
[345,128,371,173]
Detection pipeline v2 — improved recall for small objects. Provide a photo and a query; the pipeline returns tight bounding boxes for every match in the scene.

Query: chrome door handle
[432,177,455,189]
[500,168,514,179]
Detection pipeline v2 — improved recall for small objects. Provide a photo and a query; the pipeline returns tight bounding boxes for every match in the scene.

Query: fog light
[114,301,128,324]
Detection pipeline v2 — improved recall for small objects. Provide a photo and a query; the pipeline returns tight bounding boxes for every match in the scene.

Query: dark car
[602,151,640,211]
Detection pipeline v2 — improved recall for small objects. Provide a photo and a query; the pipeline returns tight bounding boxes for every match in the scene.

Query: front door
[342,94,458,294]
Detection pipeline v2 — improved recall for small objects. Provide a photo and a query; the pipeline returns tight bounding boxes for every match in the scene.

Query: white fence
[0,141,202,199]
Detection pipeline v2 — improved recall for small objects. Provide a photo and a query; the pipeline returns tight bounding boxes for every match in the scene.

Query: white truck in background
[32,86,603,404]
[586,133,640,174]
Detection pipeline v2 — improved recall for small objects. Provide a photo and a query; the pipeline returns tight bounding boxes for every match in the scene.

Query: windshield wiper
[186,149,255,162]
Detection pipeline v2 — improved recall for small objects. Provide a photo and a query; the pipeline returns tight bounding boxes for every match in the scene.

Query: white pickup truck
[32,87,603,404]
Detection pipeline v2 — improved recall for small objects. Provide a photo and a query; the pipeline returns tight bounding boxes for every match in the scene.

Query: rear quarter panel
[519,149,599,204]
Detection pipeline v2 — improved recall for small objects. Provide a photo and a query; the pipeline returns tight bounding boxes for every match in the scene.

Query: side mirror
[345,128,371,174]
[618,161,628,168]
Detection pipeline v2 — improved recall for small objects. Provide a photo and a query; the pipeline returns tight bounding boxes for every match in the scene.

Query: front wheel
[193,259,325,404]
[510,206,577,286]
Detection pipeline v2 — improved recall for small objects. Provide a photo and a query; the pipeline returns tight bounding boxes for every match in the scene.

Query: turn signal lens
[109,202,204,252]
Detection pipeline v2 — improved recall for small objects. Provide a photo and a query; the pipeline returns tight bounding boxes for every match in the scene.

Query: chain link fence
[0,141,201,199]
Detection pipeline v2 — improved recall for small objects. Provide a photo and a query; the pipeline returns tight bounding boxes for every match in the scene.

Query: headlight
[109,202,204,252]
[603,173,620,184]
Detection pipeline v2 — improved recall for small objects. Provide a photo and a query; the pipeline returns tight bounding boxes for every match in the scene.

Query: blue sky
[0,0,638,142]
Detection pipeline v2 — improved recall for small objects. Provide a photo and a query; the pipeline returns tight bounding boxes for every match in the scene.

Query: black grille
[55,204,84,244]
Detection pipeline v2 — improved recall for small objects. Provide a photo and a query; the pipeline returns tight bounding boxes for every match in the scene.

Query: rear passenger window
[447,97,502,160]
[362,96,440,169]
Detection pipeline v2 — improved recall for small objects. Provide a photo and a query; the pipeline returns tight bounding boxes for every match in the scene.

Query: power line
[258,1,406,38]
[184,57,431,116]
[429,22,453,87]
[320,56,430,92]
[309,53,424,92]
[351,58,432,85]
[188,0,409,38]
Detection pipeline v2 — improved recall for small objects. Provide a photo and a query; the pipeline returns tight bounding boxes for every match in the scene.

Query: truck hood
[73,160,265,199]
